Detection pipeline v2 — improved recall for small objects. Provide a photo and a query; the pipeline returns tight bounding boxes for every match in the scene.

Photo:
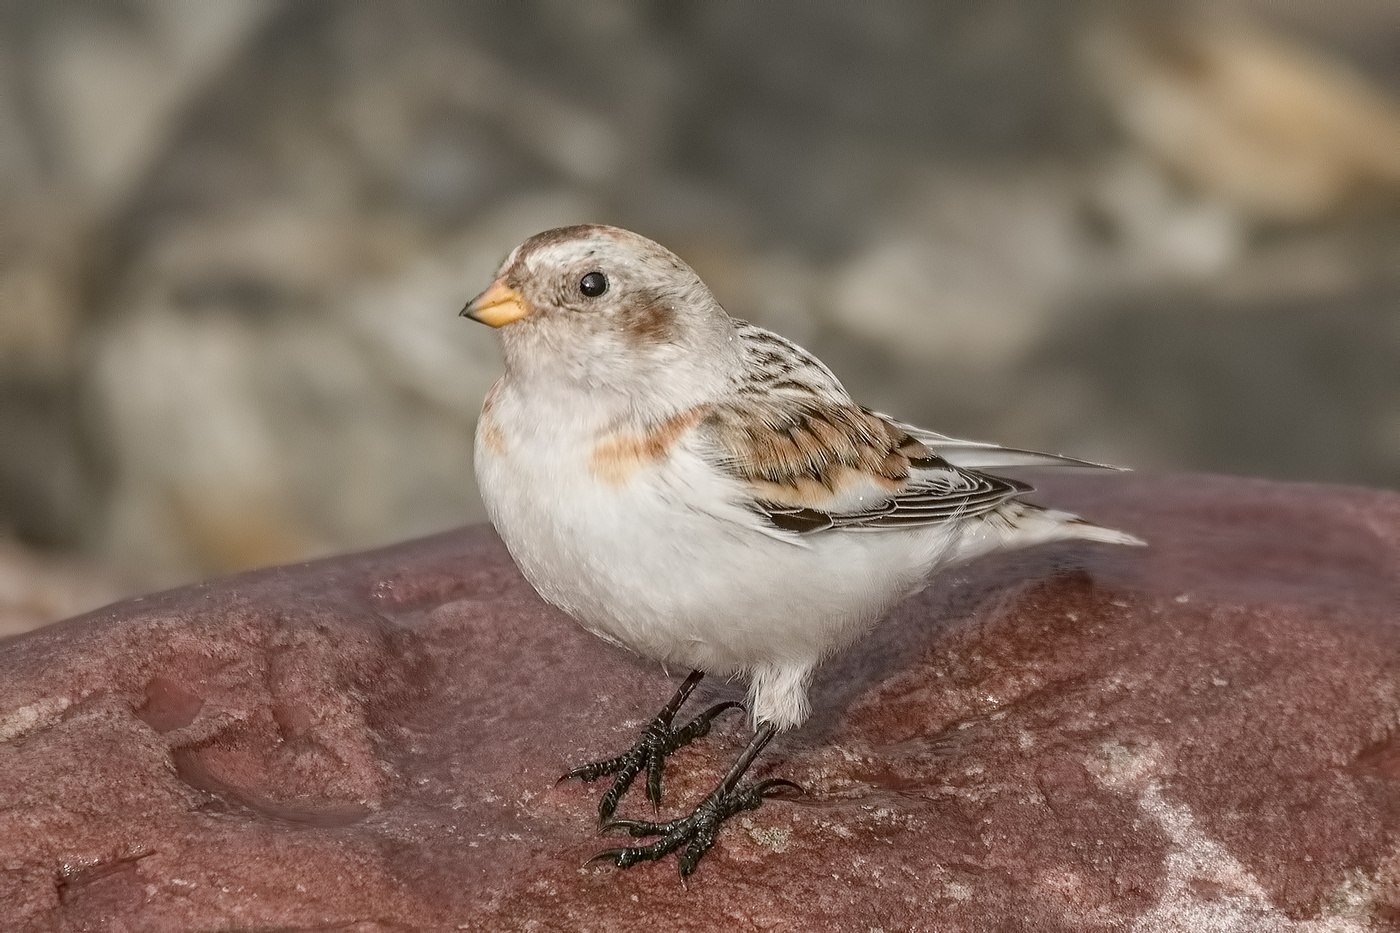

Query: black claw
[645,746,665,808]
[679,831,717,879]
[750,777,805,798]
[601,817,669,837]
[558,751,629,785]
[587,832,684,871]
[585,848,627,869]
[585,771,793,878]
[559,678,741,820]
[596,761,643,823]
[571,679,790,878]
[667,701,745,750]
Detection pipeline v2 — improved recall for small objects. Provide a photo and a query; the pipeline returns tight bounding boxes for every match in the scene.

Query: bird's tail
[963,499,1146,559]
[891,421,1145,549]
[891,421,1129,472]
[1048,509,1147,547]
[1002,501,1142,546]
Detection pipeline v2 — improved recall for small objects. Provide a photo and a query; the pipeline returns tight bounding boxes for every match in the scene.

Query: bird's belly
[477,433,737,661]
[475,416,940,675]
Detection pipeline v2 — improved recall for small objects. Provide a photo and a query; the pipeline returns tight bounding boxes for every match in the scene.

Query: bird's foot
[589,778,803,878]
[559,699,744,823]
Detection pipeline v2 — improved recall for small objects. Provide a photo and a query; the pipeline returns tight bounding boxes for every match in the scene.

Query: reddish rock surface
[1,472,1398,931]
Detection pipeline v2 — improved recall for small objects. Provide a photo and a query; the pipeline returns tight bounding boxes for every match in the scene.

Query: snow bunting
[462,224,1144,876]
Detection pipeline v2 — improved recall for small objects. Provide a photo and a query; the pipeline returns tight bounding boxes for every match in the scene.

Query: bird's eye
[578,271,608,298]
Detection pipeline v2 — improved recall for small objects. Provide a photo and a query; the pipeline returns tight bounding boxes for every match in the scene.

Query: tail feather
[900,424,1128,472]
[886,418,1146,549]
[965,501,1147,558]
[1053,511,1147,547]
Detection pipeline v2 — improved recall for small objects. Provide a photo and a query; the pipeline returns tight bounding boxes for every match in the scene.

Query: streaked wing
[699,396,1029,536]
[758,466,1029,534]
[699,321,1063,536]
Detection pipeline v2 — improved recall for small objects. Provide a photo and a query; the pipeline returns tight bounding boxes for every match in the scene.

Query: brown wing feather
[703,401,924,507]
[698,320,1033,534]
[701,400,1028,534]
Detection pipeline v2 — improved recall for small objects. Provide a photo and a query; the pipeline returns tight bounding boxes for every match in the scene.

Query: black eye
[578,271,608,298]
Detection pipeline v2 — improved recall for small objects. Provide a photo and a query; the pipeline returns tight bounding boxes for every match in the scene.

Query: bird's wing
[695,320,1122,536]
[697,397,1031,535]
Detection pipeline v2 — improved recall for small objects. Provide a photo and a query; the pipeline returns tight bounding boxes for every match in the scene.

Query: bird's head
[462,225,739,409]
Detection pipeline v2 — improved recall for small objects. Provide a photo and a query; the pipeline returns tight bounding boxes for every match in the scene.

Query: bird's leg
[559,670,744,823]
[588,723,803,878]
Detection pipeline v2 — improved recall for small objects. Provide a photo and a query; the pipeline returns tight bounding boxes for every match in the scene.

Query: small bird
[462,224,1144,877]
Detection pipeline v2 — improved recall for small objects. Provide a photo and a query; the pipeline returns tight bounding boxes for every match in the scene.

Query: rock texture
[1,471,1398,931]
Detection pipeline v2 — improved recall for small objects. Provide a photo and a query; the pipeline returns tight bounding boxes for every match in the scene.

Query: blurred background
[2,0,1399,634]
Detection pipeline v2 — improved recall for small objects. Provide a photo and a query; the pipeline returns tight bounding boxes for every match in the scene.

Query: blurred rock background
[2,0,1398,632]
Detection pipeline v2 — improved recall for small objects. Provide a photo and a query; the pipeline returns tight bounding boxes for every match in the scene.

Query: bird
[461,224,1144,877]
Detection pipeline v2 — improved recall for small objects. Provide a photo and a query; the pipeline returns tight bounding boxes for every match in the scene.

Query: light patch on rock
[818,819,855,840]
[1086,738,1164,791]
[944,881,972,902]
[1131,782,1371,933]
[1037,867,1090,904]
[1320,870,1378,921]
[741,817,792,853]
[0,696,71,743]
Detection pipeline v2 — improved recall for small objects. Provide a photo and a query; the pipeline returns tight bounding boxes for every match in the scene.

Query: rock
[1,471,1398,930]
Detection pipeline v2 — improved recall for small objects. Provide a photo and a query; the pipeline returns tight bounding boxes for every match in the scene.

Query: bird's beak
[460,279,529,327]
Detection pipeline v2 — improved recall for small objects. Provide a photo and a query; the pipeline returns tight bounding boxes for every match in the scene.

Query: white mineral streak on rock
[1085,739,1376,932]
[0,696,71,743]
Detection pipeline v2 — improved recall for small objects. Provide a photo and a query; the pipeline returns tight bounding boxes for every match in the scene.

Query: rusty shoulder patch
[589,407,708,485]
[477,380,507,455]
[478,412,507,456]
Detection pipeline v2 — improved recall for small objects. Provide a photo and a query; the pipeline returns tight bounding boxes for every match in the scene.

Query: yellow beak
[460,279,529,327]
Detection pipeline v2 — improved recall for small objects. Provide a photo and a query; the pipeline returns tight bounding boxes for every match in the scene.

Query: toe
[600,817,674,837]
[584,848,626,869]
[753,777,805,798]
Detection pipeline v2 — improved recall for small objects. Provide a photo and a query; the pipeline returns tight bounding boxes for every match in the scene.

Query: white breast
[473,380,954,690]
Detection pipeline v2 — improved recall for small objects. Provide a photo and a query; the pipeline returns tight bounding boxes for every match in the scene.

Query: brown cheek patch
[622,303,676,347]
[589,408,708,484]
